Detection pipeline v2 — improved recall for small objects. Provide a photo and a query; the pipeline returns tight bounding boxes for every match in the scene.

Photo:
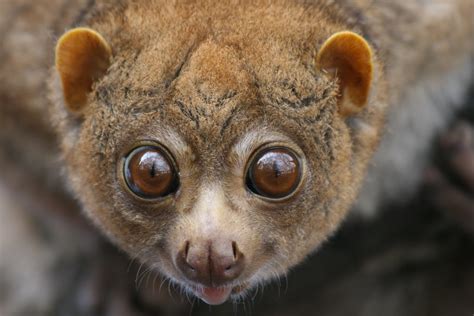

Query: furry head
[50,0,386,304]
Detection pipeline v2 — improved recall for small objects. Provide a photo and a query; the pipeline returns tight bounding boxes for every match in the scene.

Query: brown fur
[48,0,387,295]
[1,0,472,304]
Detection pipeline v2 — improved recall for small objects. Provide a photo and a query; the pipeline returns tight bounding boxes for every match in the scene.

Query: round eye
[123,146,179,199]
[246,147,302,199]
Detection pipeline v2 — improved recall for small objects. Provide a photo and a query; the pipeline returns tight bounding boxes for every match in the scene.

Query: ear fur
[317,31,373,116]
[55,27,112,113]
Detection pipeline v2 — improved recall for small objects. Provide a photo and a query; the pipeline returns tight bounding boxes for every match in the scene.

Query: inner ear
[316,31,373,116]
[55,27,112,113]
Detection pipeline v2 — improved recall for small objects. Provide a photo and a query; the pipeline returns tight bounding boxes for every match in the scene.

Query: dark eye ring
[122,145,179,199]
[246,146,302,200]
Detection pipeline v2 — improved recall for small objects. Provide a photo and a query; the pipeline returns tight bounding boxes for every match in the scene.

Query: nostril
[184,240,190,258]
[176,240,198,276]
[215,241,245,283]
[182,241,196,270]
[232,241,238,260]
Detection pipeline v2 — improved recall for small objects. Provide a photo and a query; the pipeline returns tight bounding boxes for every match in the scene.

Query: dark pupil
[125,147,176,198]
[249,148,300,198]
[150,162,156,177]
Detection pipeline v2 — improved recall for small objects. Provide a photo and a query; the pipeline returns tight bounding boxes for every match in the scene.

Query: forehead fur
[94,0,345,90]
[82,0,345,157]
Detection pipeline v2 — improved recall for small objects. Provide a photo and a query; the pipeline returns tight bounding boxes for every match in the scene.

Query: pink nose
[176,240,245,287]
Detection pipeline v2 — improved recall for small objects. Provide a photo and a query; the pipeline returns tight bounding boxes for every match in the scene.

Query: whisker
[143,267,154,289]
[135,261,145,289]
[137,265,153,290]
[252,282,259,301]
[127,247,147,273]
[188,296,196,316]
[152,270,160,295]
[159,275,168,294]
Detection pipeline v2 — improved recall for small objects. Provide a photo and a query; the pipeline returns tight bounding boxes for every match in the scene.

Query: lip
[191,284,248,305]
[193,286,233,305]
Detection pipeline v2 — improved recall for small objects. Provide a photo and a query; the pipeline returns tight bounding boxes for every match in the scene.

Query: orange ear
[55,28,112,113]
[316,31,373,116]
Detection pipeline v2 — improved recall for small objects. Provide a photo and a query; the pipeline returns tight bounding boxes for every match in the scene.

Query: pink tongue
[196,287,233,305]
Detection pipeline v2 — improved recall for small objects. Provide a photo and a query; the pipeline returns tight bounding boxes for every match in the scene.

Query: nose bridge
[190,183,229,238]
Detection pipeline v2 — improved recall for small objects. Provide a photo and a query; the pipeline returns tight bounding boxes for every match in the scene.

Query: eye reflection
[247,147,301,199]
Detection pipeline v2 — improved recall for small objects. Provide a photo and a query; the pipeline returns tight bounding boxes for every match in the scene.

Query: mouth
[191,284,248,305]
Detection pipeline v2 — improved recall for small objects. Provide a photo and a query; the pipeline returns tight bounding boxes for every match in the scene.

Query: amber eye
[246,147,302,199]
[123,146,179,199]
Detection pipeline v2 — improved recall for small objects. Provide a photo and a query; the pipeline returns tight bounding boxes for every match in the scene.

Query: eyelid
[230,127,304,178]
[232,129,292,162]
